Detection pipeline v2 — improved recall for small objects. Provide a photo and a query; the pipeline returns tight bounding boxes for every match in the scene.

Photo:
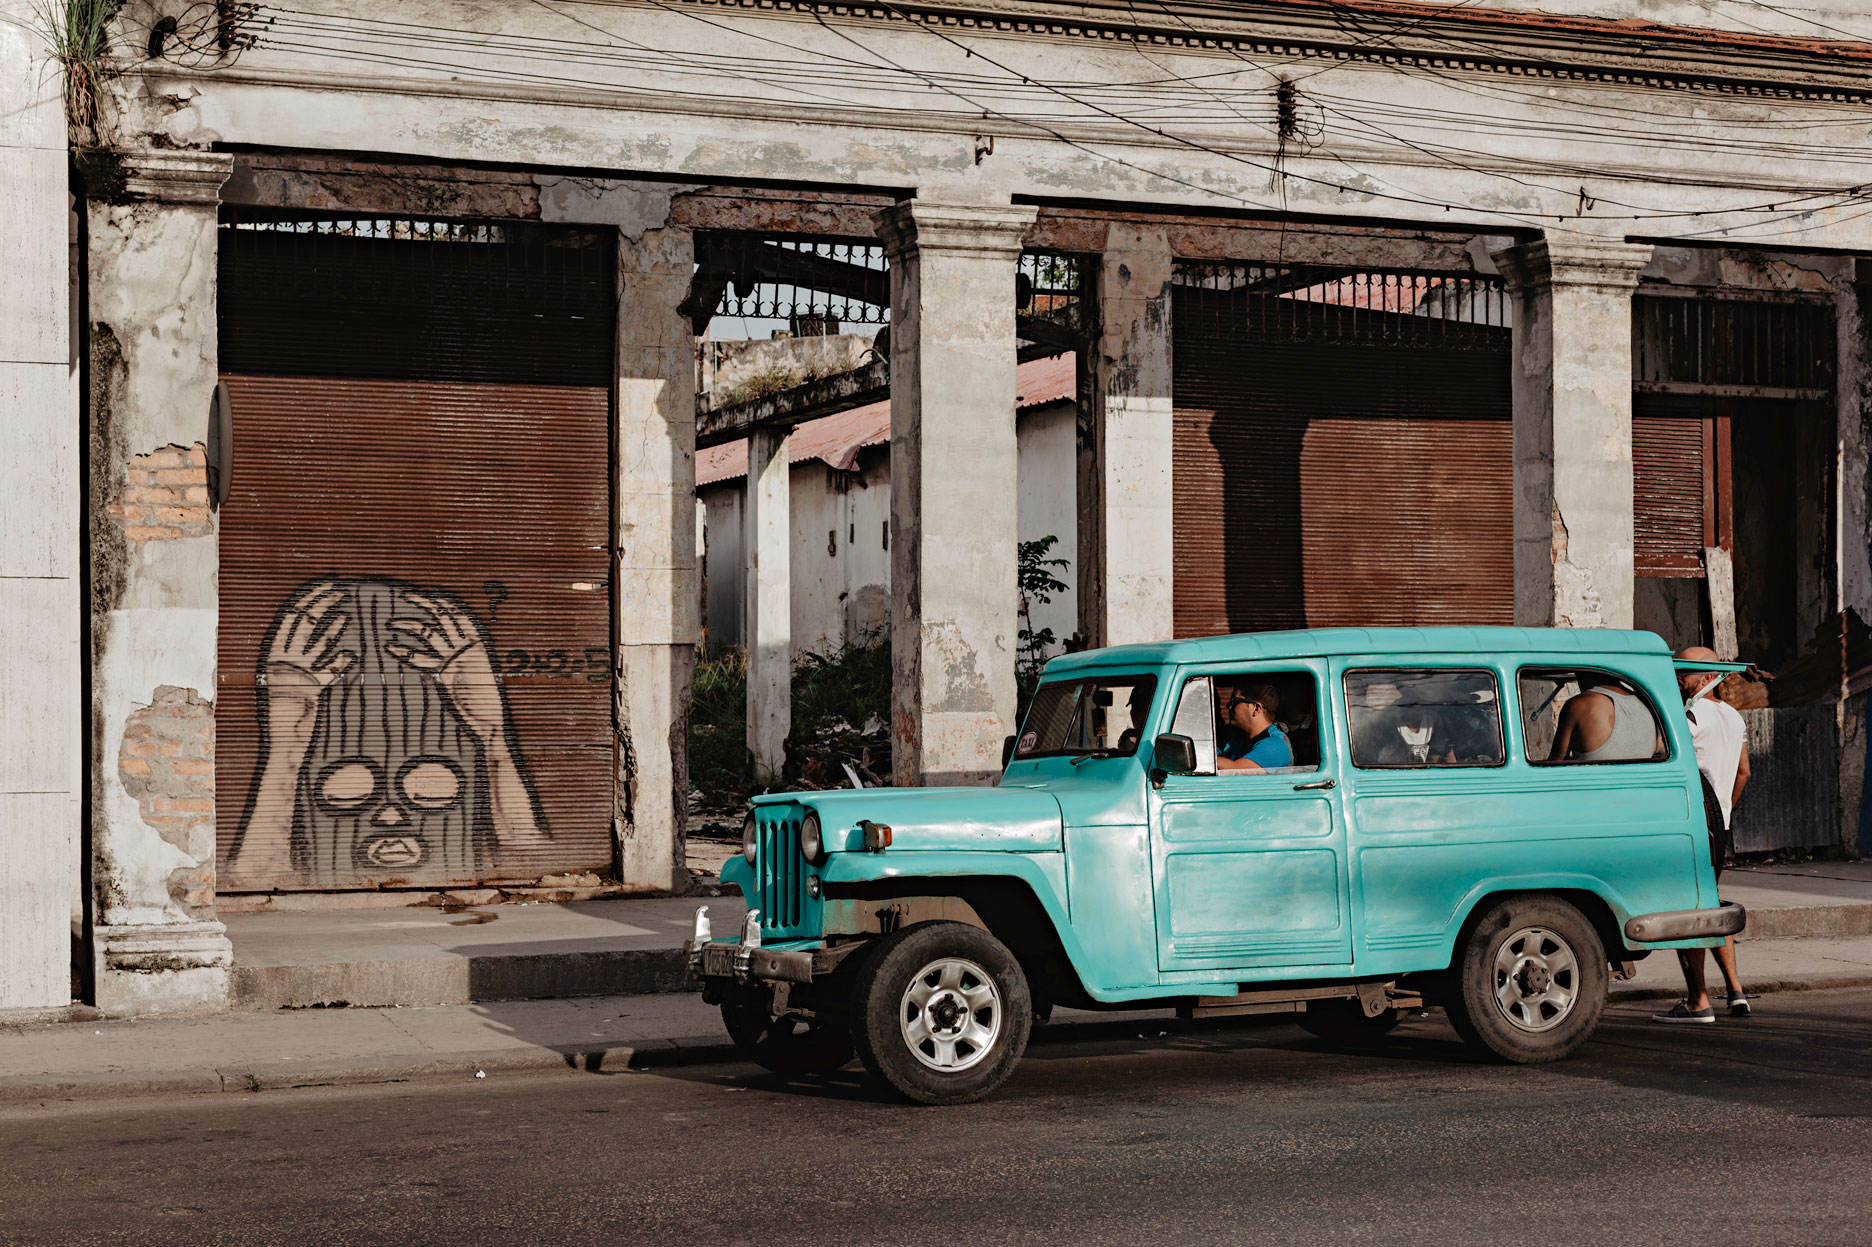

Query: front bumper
[695,940,817,984]
[1625,902,1746,944]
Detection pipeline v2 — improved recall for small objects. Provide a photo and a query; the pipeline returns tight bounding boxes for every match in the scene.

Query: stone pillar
[876,201,1037,787]
[1494,238,1653,630]
[0,3,81,1016]
[1081,227,1176,649]
[744,427,791,781]
[87,150,235,1015]
[615,223,699,891]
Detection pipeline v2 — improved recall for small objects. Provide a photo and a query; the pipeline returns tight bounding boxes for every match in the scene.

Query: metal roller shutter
[1172,289,1514,638]
[1632,407,1712,577]
[215,213,616,892]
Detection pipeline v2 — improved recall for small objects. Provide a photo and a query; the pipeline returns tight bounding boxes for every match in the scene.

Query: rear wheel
[850,921,1032,1105]
[720,999,854,1075]
[1445,895,1606,1064]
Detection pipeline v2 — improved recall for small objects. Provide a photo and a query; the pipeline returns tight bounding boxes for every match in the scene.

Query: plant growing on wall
[1017,535,1071,707]
[31,0,123,146]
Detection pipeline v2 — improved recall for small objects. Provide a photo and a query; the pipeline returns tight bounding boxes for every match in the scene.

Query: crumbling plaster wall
[86,159,234,1015]
[119,0,1872,254]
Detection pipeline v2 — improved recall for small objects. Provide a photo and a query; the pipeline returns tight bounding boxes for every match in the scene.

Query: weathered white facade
[700,395,1080,660]
[3,0,1871,1011]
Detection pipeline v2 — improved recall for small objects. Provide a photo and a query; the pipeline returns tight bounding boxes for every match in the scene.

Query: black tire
[1444,894,1607,1064]
[1297,999,1403,1046]
[849,921,1032,1106]
[720,999,854,1075]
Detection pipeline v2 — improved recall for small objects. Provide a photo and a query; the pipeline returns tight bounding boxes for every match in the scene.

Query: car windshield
[1013,676,1159,759]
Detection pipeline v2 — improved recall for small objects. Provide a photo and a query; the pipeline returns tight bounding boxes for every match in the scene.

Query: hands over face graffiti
[384,592,507,746]
[261,582,356,749]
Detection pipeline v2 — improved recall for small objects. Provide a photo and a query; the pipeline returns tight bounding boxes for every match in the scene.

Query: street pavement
[8,931,1872,1101]
[2,987,1869,1246]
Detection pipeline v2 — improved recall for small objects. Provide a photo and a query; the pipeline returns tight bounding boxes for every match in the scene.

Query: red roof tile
[698,352,1075,487]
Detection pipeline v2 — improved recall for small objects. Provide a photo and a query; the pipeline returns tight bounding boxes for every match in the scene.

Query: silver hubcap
[1492,925,1579,1033]
[900,957,1003,1072]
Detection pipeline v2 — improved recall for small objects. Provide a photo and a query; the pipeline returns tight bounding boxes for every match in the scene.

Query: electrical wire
[252,2,1872,228]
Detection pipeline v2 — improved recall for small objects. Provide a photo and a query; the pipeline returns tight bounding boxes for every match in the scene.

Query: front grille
[753,808,807,931]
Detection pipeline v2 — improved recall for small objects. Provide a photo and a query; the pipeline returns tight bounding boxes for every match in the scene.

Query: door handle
[1292,778,1336,791]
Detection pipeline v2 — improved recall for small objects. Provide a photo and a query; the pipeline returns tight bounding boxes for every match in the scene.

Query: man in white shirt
[1654,646,1752,1024]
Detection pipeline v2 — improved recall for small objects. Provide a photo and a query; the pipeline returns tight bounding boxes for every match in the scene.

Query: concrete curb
[224,902,1872,1010]
[9,977,1872,1106]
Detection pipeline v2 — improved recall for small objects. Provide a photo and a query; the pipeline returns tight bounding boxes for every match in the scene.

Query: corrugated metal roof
[697,352,1075,487]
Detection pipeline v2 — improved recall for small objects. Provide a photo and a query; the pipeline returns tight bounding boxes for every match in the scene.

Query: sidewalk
[215,861,1872,1010]
[6,933,1872,1104]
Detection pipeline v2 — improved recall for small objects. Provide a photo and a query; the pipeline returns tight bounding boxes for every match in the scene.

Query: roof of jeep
[1042,627,1672,676]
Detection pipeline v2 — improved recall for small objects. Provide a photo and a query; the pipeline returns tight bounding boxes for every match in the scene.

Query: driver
[1215,682,1293,773]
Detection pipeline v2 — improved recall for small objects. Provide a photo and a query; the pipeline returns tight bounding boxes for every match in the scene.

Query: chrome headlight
[799,812,827,866]
[742,811,758,865]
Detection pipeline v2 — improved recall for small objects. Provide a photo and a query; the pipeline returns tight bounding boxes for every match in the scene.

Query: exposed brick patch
[120,686,217,913]
[107,443,212,541]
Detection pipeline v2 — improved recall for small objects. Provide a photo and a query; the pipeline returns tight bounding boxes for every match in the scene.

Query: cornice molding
[670,0,1872,104]
[119,149,235,205]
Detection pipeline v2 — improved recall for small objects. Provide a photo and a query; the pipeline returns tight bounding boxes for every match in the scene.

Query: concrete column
[744,427,790,781]
[615,223,699,891]
[0,3,81,1016]
[1494,238,1654,630]
[876,201,1037,787]
[1081,227,1176,649]
[87,150,235,1015]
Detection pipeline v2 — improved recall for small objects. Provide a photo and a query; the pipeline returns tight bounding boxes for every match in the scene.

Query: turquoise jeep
[694,627,1745,1104]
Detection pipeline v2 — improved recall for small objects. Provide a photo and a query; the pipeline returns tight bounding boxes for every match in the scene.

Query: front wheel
[720,999,854,1075]
[1444,894,1607,1064]
[849,922,1032,1105]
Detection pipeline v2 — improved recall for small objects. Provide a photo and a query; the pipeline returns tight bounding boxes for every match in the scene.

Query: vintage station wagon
[693,627,1746,1104]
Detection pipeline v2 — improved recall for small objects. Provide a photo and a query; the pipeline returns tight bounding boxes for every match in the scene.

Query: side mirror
[1153,733,1197,775]
[1001,735,1017,769]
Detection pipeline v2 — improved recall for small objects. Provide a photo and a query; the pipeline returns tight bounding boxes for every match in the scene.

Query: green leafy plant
[31,0,123,145]
[687,643,749,807]
[687,628,894,806]
[1017,535,1071,707]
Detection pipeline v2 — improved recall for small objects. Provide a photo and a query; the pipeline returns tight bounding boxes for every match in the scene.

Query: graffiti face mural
[227,577,549,886]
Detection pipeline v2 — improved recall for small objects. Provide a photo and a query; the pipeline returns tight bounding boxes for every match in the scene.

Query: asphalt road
[6,989,1872,1247]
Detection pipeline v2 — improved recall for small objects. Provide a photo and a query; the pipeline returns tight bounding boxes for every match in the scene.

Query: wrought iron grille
[1633,295,1834,393]
[220,207,615,307]
[1019,250,1091,349]
[1173,261,1509,351]
[692,233,889,330]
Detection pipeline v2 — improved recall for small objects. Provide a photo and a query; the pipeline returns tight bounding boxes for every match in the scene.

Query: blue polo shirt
[1220,722,1293,769]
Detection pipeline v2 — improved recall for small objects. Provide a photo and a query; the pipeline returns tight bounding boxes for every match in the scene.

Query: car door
[1151,659,1354,976]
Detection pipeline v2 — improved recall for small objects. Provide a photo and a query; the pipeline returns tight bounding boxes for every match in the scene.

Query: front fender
[820,849,1109,984]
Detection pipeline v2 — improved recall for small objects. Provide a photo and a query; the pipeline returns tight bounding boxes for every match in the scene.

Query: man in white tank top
[1653,646,1752,1024]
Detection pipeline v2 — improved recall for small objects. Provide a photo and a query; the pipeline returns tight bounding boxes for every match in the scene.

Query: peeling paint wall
[85,154,234,1016]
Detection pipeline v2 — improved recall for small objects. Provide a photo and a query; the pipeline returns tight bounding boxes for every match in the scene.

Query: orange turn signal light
[858,819,892,851]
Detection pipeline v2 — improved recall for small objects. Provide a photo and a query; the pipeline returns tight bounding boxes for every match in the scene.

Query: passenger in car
[1215,682,1294,772]
[1354,679,1459,766]
[1549,673,1662,762]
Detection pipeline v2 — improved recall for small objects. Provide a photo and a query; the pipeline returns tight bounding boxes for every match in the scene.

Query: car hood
[759,787,1064,853]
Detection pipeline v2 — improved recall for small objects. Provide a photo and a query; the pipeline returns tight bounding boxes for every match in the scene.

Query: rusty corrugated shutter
[1633,405,1710,577]
[1172,289,1514,638]
[215,214,616,892]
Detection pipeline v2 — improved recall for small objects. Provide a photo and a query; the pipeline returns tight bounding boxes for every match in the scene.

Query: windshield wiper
[1069,749,1125,766]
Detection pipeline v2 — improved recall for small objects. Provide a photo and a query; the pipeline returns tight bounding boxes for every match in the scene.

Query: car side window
[1520,668,1668,765]
[1172,670,1320,777]
[1346,668,1505,769]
